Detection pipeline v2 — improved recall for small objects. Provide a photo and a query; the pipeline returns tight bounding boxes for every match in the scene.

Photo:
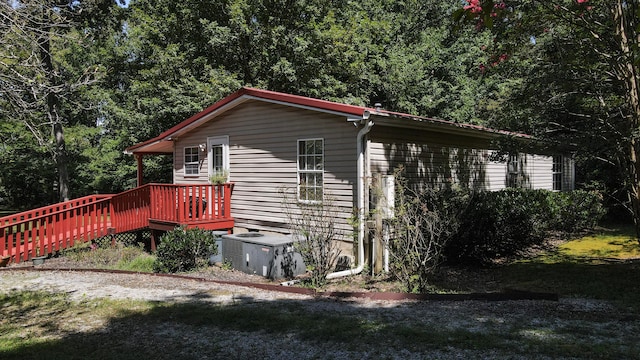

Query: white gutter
[326,111,373,279]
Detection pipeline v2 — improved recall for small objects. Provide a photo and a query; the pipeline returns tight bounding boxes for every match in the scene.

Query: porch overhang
[124,139,174,155]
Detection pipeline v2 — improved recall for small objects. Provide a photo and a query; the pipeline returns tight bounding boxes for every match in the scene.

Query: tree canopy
[457,0,640,234]
[0,0,633,230]
[1,0,497,209]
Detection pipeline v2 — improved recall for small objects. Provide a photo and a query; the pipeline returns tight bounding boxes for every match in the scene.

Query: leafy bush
[445,189,605,266]
[446,189,547,266]
[383,167,606,278]
[546,190,606,233]
[153,226,217,273]
[280,188,342,287]
[386,171,470,293]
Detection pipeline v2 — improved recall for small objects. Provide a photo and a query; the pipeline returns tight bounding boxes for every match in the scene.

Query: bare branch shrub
[280,188,342,287]
[387,168,470,293]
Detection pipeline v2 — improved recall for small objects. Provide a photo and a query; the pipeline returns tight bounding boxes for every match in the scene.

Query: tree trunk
[40,4,70,203]
[47,83,70,202]
[614,0,640,242]
[54,121,70,202]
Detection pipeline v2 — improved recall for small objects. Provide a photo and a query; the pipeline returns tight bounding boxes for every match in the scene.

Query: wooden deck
[0,183,234,263]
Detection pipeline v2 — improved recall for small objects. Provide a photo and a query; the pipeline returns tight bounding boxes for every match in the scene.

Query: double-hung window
[184,146,200,175]
[552,155,563,191]
[298,139,324,202]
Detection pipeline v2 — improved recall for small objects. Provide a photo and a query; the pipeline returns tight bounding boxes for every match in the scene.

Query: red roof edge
[241,87,367,116]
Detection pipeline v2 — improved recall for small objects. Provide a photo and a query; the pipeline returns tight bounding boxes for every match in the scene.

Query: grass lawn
[430,226,640,311]
[1,226,639,359]
[1,284,638,359]
[505,227,640,309]
[557,226,640,260]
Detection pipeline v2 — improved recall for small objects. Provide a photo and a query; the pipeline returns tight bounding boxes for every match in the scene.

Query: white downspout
[383,222,390,273]
[326,113,373,280]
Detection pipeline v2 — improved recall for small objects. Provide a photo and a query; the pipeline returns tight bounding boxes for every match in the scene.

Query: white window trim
[552,154,563,191]
[184,146,200,176]
[297,138,324,203]
[207,136,230,181]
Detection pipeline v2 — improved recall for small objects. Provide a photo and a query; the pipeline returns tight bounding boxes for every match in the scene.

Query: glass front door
[207,136,229,183]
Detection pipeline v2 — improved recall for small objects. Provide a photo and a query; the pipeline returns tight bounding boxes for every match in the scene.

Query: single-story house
[126,87,574,276]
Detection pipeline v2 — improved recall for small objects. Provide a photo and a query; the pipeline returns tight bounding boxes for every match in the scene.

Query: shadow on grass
[1,285,639,360]
[607,239,640,254]
[504,257,640,307]
[432,226,640,311]
[433,256,640,311]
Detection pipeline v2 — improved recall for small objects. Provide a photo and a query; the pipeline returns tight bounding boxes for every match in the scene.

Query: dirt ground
[2,256,639,359]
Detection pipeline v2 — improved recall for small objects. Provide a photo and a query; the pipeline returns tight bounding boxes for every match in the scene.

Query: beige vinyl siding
[369,127,561,192]
[486,160,508,191]
[174,101,358,240]
[487,153,558,190]
[528,155,554,190]
[369,126,492,190]
[527,155,575,191]
[486,153,557,191]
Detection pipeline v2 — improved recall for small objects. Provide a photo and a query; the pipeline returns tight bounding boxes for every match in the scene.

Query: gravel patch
[0,269,312,303]
[2,266,639,359]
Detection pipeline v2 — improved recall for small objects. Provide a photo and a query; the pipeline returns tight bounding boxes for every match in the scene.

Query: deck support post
[108,227,116,248]
[136,154,144,187]
[150,229,159,252]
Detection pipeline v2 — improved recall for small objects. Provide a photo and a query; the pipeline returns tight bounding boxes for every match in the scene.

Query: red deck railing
[110,185,151,234]
[149,183,233,223]
[111,183,233,231]
[1,183,233,264]
[0,195,113,263]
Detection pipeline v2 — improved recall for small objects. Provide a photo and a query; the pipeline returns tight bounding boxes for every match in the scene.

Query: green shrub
[446,189,546,266]
[444,189,605,266]
[153,226,217,273]
[387,182,470,293]
[546,190,606,233]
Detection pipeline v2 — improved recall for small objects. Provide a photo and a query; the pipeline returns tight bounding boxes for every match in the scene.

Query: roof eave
[124,139,174,155]
[372,115,533,143]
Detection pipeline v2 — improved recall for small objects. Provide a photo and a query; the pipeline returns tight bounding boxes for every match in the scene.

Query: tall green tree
[89,0,241,189]
[0,0,116,204]
[458,0,640,237]
[2,0,510,208]
[90,0,494,191]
